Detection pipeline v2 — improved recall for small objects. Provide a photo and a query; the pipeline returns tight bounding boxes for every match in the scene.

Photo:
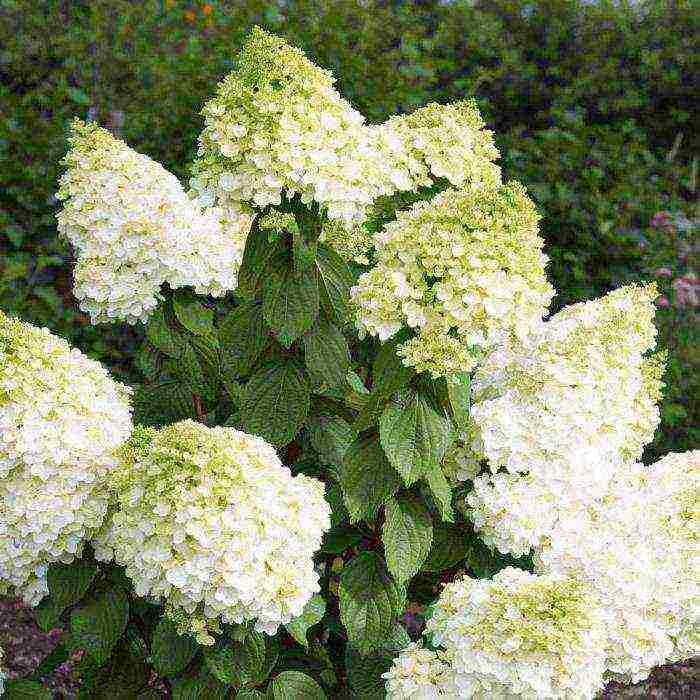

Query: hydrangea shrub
[1,28,697,698]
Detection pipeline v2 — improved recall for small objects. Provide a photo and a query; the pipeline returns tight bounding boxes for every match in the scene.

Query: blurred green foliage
[0,0,697,449]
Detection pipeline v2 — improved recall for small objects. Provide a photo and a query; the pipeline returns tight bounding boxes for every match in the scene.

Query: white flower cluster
[535,451,699,682]
[386,568,608,699]
[457,287,698,682]
[192,28,500,238]
[466,284,665,555]
[191,26,378,223]
[352,183,554,376]
[371,100,501,194]
[320,99,502,267]
[57,120,251,324]
[93,420,331,643]
[0,311,132,605]
[383,643,459,699]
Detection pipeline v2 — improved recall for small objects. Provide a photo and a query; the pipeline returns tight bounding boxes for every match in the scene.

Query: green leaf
[133,380,196,426]
[173,289,215,336]
[146,305,180,357]
[174,340,213,400]
[379,393,452,486]
[382,494,433,583]
[238,222,285,297]
[68,587,129,665]
[30,643,69,681]
[345,649,391,700]
[150,618,199,677]
[345,624,410,699]
[372,338,413,398]
[34,560,98,631]
[321,526,363,554]
[172,677,227,700]
[240,362,310,446]
[338,435,401,523]
[263,264,319,347]
[285,594,326,648]
[134,343,161,381]
[303,320,350,390]
[236,691,265,700]
[293,227,317,275]
[307,415,354,467]
[423,523,471,572]
[219,301,269,378]
[77,636,150,699]
[204,631,265,687]
[339,552,406,656]
[315,245,353,322]
[423,465,454,522]
[446,372,471,430]
[3,679,53,699]
[270,671,326,700]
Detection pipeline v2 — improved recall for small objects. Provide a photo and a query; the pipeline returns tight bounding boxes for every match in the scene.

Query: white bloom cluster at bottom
[535,451,699,683]
[386,568,608,699]
[383,643,459,699]
[460,451,699,687]
[0,312,132,605]
[93,420,331,643]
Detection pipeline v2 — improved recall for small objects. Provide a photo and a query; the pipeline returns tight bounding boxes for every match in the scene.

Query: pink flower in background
[658,296,671,307]
[653,267,674,278]
[650,211,673,230]
[673,274,699,308]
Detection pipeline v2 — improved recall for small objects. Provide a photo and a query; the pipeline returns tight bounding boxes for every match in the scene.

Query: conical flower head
[192,27,380,222]
[352,181,554,377]
[57,120,250,324]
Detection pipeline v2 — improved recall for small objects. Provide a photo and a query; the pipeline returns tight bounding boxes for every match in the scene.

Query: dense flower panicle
[383,643,459,699]
[467,473,560,557]
[352,182,554,376]
[93,421,331,643]
[192,28,502,244]
[57,120,251,324]
[191,26,377,223]
[372,100,501,194]
[422,568,608,699]
[469,284,663,483]
[0,312,133,605]
[533,452,699,682]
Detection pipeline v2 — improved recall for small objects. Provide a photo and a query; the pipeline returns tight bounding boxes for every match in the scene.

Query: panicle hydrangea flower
[371,100,501,194]
[191,26,380,224]
[535,451,700,682]
[93,420,331,643]
[420,568,608,699]
[57,120,251,324]
[469,284,663,484]
[192,28,502,245]
[465,286,665,558]
[0,311,133,605]
[351,182,554,376]
[383,643,459,699]
[467,472,560,558]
